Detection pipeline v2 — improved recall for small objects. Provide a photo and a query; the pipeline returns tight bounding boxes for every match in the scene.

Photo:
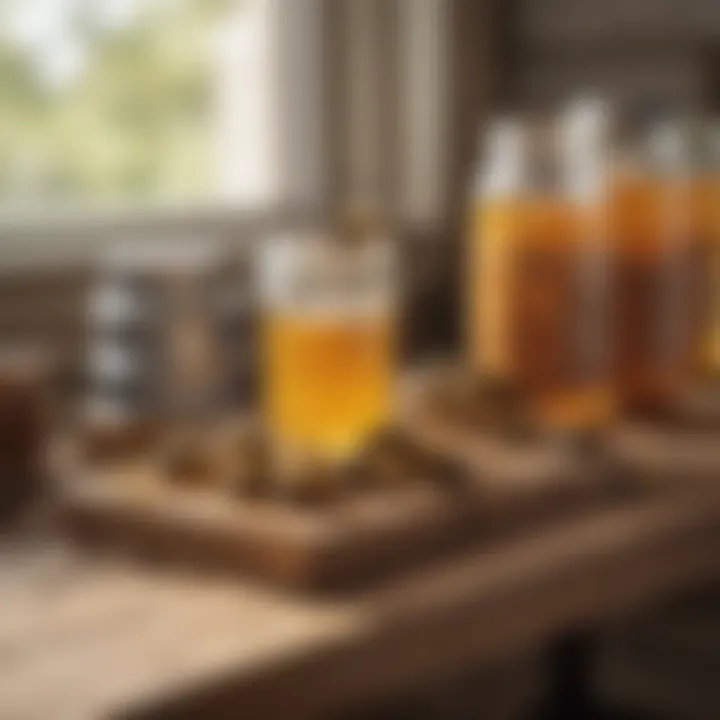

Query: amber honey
[264,311,394,459]
[610,171,711,413]
[470,195,613,431]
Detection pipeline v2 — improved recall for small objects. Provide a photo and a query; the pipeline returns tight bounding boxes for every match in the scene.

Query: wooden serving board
[55,412,623,594]
[610,422,720,487]
[400,367,627,525]
[57,459,477,592]
[608,387,720,487]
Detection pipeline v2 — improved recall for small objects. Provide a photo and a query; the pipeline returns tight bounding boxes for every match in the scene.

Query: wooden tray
[605,384,720,486]
[610,421,720,486]
[55,404,623,593]
[57,458,477,592]
[400,367,626,517]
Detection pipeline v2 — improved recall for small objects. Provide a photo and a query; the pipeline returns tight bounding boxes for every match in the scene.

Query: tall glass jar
[259,226,396,468]
[468,102,613,431]
[696,122,720,376]
[468,118,525,381]
[610,120,712,414]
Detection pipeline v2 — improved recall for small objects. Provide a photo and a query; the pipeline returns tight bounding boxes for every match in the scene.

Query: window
[0,0,454,228]
[0,0,279,209]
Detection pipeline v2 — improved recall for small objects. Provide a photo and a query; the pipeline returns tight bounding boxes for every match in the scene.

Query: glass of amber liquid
[695,123,720,377]
[260,229,396,467]
[468,103,614,432]
[611,121,712,415]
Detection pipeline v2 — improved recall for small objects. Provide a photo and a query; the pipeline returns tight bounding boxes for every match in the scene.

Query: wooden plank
[122,489,720,720]
[0,492,716,720]
[0,547,362,720]
[4,481,720,719]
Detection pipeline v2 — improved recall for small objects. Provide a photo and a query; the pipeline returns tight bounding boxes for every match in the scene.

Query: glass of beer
[468,102,614,431]
[259,227,396,467]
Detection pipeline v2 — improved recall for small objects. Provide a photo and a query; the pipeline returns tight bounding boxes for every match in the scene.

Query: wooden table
[2,487,720,720]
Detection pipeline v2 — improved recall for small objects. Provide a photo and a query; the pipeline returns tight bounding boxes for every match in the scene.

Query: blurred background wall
[1,0,720,406]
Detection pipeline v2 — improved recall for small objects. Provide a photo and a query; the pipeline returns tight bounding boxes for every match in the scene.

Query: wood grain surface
[2,482,719,720]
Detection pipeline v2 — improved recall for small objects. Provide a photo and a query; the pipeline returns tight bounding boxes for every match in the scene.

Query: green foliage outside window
[0,0,234,204]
